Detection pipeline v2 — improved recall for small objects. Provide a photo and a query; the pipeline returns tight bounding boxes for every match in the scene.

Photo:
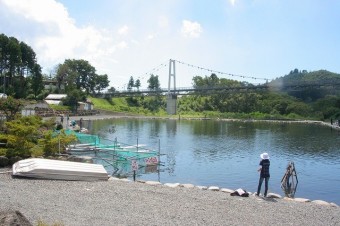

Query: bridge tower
[166,59,177,115]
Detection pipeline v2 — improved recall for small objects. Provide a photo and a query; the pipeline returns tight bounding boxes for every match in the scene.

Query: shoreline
[61,112,340,131]
[0,169,339,226]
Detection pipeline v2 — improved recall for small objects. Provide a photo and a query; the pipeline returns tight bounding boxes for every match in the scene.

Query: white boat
[12,158,109,181]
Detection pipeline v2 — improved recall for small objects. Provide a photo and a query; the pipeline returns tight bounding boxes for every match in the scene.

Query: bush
[9,156,22,165]
[0,156,9,167]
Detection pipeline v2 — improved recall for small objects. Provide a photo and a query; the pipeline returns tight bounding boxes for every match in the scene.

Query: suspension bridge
[101,59,340,114]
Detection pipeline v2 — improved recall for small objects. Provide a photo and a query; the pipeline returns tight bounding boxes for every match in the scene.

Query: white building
[44,94,67,105]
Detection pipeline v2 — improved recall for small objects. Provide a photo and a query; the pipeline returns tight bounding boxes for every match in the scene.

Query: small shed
[45,94,67,105]
[78,101,94,111]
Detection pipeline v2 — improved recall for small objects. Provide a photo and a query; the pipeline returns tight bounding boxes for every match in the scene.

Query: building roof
[45,100,62,105]
[45,94,67,100]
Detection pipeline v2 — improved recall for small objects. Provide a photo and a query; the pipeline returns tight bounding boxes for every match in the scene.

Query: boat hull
[12,158,109,181]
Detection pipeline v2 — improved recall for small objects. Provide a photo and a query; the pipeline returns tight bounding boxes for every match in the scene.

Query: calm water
[84,118,340,205]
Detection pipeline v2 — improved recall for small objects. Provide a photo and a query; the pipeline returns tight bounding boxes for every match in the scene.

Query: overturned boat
[12,158,109,181]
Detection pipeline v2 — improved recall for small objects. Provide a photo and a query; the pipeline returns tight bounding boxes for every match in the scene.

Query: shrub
[0,156,9,167]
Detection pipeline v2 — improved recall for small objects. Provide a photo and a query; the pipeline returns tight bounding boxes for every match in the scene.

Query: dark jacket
[259,159,270,177]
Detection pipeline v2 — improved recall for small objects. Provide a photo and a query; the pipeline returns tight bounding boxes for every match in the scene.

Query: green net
[65,129,100,146]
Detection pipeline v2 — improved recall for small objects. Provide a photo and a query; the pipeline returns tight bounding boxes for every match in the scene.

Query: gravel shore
[0,170,339,226]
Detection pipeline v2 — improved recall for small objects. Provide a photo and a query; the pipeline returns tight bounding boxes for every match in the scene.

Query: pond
[83,118,340,205]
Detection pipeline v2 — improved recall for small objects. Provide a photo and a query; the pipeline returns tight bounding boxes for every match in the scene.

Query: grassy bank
[89,96,321,121]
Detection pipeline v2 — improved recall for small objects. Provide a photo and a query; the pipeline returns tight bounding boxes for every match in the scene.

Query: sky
[0,0,339,90]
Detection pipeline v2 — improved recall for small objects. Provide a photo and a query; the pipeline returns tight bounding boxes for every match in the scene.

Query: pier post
[167,59,177,115]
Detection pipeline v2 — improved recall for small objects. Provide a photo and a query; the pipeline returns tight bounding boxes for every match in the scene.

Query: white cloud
[118,25,129,36]
[229,0,237,6]
[0,0,211,89]
[1,0,72,25]
[158,16,169,28]
[116,41,128,49]
[147,34,156,40]
[181,20,203,38]
[0,0,116,73]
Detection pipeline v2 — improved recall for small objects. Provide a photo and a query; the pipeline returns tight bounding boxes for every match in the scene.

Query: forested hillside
[174,71,340,120]
[270,69,340,101]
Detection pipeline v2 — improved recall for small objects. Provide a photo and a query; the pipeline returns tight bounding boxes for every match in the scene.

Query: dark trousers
[257,176,270,197]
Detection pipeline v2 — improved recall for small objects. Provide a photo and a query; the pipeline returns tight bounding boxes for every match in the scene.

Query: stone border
[108,176,339,208]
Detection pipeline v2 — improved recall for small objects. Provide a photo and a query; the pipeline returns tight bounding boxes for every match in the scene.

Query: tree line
[115,72,340,120]
[0,33,111,108]
[0,33,43,99]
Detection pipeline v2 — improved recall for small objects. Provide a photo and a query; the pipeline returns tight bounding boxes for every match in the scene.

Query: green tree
[55,63,70,93]
[127,76,134,91]
[30,64,44,99]
[7,37,21,83]
[0,115,76,158]
[0,96,23,121]
[145,74,162,112]
[0,34,39,97]
[39,129,76,156]
[19,42,36,77]
[108,87,116,93]
[55,59,109,95]
[147,74,160,91]
[93,74,109,94]
[62,89,87,113]
[0,115,42,157]
[135,79,141,90]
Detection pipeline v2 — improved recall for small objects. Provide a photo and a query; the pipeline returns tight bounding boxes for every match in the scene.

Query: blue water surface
[86,118,340,205]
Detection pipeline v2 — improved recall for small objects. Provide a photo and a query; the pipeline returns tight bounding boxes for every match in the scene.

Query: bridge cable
[173,59,270,82]
[135,61,168,81]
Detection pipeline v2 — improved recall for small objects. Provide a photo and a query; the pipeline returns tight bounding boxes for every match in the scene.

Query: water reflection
[165,119,177,137]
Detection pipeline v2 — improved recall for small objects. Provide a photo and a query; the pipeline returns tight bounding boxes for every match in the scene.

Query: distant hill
[269,69,340,101]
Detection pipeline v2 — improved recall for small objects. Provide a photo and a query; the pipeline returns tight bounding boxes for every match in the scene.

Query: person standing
[256,152,270,197]
[79,118,83,129]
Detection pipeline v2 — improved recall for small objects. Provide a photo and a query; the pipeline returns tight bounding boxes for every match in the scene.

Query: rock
[119,178,131,182]
[0,156,9,167]
[293,198,311,203]
[208,186,220,191]
[145,181,162,186]
[108,177,131,182]
[108,176,121,181]
[330,203,339,208]
[181,183,195,188]
[57,155,68,161]
[312,200,331,206]
[136,180,146,183]
[220,188,234,193]
[267,193,282,199]
[196,186,208,190]
[164,183,180,188]
[0,210,32,226]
